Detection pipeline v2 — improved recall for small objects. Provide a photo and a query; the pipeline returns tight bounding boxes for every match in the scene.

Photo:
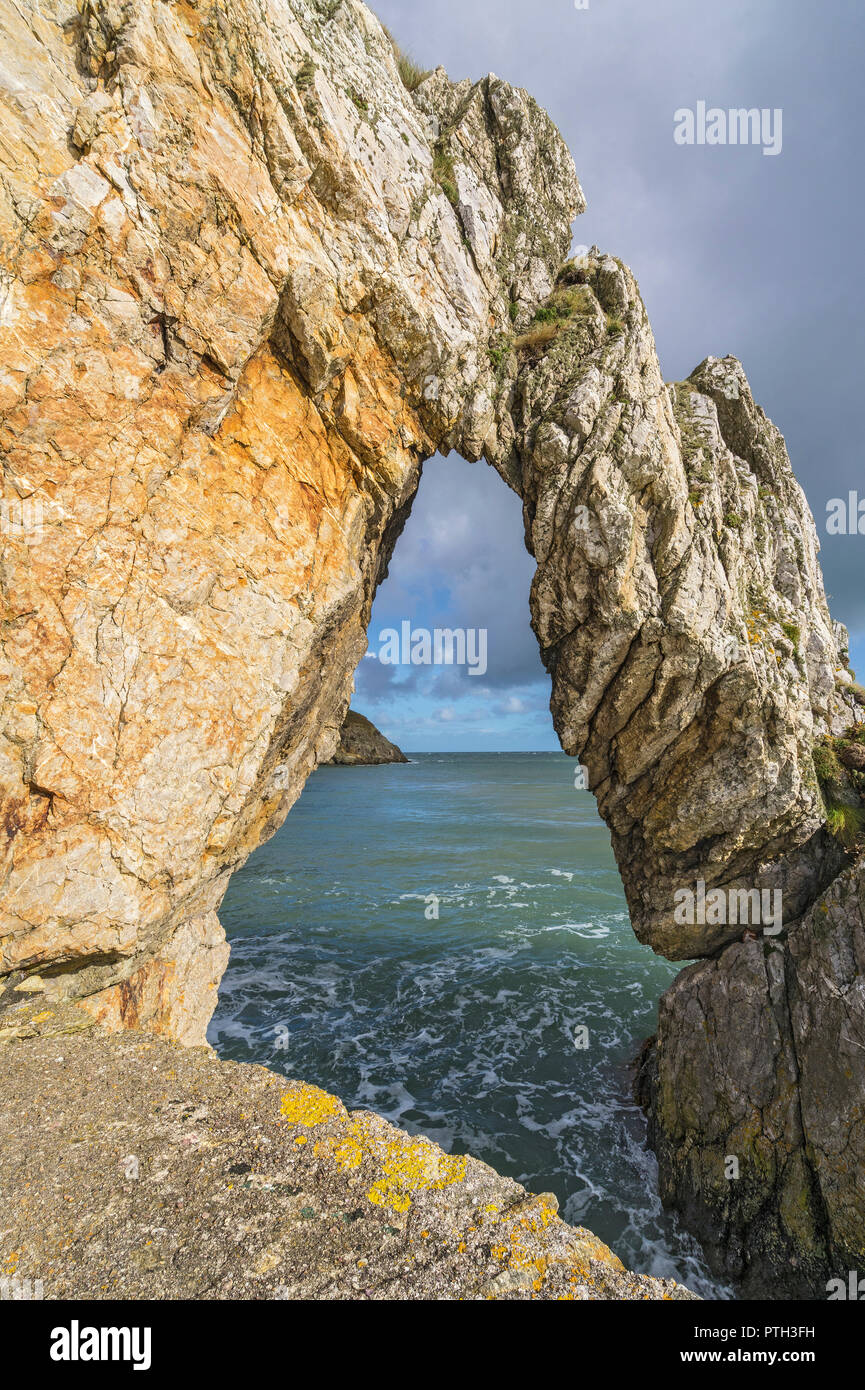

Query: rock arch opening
[208,447,721,1292]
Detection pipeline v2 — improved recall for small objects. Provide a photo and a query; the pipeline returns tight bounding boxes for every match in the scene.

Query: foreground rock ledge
[0,1026,695,1301]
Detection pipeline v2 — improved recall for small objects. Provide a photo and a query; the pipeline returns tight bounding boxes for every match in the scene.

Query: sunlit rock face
[0,0,578,1034]
[1,0,862,1294]
[495,254,862,1292]
[503,272,852,960]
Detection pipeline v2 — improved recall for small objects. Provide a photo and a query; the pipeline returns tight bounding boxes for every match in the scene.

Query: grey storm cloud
[359,455,544,695]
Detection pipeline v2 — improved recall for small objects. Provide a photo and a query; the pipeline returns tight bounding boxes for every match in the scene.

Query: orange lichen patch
[518,1197,559,1233]
[482,1197,624,1297]
[279,1084,345,1128]
[330,1133,364,1172]
[309,1109,468,1214]
[364,1136,466,1214]
[568,1226,624,1271]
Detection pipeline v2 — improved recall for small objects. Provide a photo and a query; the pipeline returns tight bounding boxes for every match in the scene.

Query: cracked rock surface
[0,1027,697,1301]
[0,0,577,1027]
[639,856,865,1297]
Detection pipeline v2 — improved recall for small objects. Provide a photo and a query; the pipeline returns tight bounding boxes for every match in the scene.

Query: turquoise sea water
[209,751,727,1297]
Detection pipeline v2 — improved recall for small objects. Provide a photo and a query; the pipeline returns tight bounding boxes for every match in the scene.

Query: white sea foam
[210,751,722,1297]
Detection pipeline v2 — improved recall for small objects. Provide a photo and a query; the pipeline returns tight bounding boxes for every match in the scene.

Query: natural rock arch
[1,0,862,1295]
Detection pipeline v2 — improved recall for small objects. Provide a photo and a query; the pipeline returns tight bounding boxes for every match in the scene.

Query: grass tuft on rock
[815,731,865,850]
[513,322,559,351]
[826,803,865,851]
[433,144,459,207]
[296,56,316,91]
[813,740,845,787]
[381,25,430,91]
[512,285,596,350]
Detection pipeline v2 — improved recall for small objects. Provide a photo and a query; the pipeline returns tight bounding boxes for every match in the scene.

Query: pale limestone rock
[500,273,853,957]
[0,0,578,1034]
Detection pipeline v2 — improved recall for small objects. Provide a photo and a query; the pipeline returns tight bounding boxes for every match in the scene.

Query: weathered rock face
[500,271,853,960]
[327,709,407,764]
[0,0,578,1033]
[484,245,863,1297]
[1,0,862,1296]
[638,857,865,1297]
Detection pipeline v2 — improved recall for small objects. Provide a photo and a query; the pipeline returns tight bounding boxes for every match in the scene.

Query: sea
[208,751,728,1297]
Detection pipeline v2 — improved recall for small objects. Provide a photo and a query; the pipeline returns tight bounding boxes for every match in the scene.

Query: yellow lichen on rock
[481,1195,624,1298]
[302,1102,468,1213]
[365,1137,467,1214]
[279,1084,345,1128]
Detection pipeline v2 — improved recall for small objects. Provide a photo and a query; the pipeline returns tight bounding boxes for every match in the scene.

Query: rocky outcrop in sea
[327,710,408,764]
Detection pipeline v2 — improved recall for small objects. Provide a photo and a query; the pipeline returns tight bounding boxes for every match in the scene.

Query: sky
[354,0,865,752]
